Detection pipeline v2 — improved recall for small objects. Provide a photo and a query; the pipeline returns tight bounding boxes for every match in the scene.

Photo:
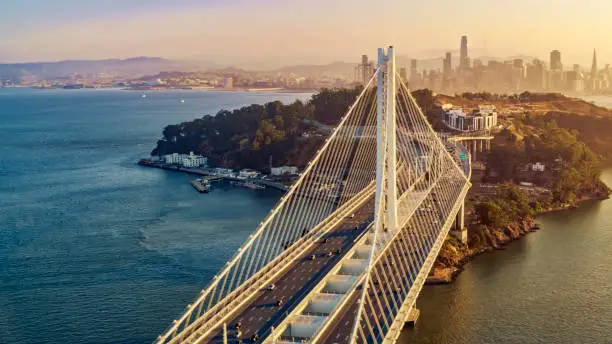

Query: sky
[1,0,611,67]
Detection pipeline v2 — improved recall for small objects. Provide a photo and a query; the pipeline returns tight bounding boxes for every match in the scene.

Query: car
[310,254,316,260]
[267,284,275,291]
[328,251,333,257]
[350,213,355,218]
[276,299,283,306]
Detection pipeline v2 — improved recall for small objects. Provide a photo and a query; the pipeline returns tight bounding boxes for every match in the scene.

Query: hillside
[0,57,215,80]
[436,92,612,159]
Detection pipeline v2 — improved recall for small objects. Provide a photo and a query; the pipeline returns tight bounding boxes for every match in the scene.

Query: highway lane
[317,209,445,344]
[203,199,375,344]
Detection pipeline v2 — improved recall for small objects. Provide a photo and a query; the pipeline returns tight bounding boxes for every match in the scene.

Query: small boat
[191,179,210,193]
[179,99,185,103]
[141,94,147,98]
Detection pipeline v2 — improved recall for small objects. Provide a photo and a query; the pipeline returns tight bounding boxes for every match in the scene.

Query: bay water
[1,89,611,343]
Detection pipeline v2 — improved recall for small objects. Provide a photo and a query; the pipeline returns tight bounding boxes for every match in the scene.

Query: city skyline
[1,0,611,66]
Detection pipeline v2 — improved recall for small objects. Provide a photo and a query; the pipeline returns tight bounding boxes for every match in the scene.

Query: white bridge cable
[283,85,377,248]
[338,94,378,205]
[155,69,382,344]
[262,84,376,270]
[349,71,470,344]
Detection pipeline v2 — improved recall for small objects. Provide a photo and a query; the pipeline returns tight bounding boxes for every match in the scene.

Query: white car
[267,284,275,291]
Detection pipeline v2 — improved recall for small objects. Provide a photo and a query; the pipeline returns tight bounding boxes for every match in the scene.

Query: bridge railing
[168,183,375,344]
[156,68,382,344]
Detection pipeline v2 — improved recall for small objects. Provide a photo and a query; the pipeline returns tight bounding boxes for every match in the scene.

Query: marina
[137,159,290,192]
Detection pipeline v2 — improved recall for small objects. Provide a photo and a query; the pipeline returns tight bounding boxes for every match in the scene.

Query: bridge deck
[316,198,453,344]
[203,199,375,344]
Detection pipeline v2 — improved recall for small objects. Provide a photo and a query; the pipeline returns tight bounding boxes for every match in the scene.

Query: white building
[531,162,545,172]
[214,168,234,177]
[443,105,498,131]
[238,169,259,179]
[271,166,299,176]
[163,152,207,167]
[445,109,467,129]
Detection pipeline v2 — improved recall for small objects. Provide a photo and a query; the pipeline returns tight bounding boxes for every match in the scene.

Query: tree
[475,200,510,228]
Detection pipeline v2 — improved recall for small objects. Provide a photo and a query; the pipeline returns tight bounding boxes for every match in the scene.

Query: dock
[137,159,292,192]
[190,179,210,193]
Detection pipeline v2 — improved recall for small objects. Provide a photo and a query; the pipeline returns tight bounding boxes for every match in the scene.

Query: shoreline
[426,192,610,285]
[122,87,317,93]
[137,159,290,192]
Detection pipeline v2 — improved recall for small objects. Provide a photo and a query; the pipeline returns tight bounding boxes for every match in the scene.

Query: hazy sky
[1,0,610,67]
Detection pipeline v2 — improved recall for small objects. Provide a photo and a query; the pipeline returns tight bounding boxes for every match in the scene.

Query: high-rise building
[589,49,600,91]
[409,59,420,87]
[399,68,407,82]
[355,55,375,84]
[526,59,546,90]
[443,52,452,89]
[459,35,470,70]
[591,49,597,77]
[443,52,452,75]
[550,50,562,71]
[591,49,598,80]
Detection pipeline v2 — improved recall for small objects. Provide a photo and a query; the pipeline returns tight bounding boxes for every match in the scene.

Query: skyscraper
[443,52,452,75]
[443,52,452,89]
[527,59,546,90]
[590,49,598,91]
[459,35,470,70]
[356,55,374,84]
[550,50,562,71]
[409,59,420,87]
[399,68,407,82]
[591,49,598,80]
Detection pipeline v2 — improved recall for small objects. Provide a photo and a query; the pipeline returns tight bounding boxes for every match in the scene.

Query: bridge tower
[375,46,398,234]
[154,45,472,344]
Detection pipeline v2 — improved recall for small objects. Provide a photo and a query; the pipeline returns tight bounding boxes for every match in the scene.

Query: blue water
[3,89,612,344]
[0,88,311,344]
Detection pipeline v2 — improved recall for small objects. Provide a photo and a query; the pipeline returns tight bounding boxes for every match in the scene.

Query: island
[146,88,611,283]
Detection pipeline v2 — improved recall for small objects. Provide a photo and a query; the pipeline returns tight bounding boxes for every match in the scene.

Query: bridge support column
[385,46,398,233]
[451,199,467,244]
[479,139,483,152]
[486,139,491,151]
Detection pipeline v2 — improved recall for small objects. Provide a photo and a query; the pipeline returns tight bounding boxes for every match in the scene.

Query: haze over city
[2,0,611,67]
[3,1,612,344]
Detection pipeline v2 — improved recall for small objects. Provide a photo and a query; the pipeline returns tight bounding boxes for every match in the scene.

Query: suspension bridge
[155,46,472,344]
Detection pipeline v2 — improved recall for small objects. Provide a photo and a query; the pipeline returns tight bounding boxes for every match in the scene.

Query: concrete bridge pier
[451,199,467,244]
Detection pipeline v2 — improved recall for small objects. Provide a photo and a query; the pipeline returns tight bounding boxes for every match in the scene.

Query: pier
[137,159,291,192]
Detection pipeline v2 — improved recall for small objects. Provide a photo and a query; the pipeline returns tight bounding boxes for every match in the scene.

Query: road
[202,199,376,344]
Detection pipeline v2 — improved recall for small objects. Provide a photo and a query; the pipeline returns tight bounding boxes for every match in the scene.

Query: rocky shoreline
[426,192,610,285]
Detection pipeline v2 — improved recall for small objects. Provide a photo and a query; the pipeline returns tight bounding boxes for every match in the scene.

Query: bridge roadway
[315,199,449,344]
[204,198,376,344]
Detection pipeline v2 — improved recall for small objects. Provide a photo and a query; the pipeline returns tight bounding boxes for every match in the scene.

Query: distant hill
[0,54,542,82]
[0,57,219,80]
